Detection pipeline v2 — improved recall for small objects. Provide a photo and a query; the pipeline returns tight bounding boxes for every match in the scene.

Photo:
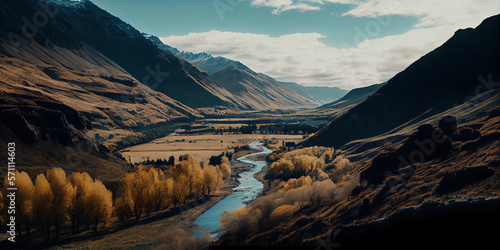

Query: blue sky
[92,0,416,48]
[91,0,500,89]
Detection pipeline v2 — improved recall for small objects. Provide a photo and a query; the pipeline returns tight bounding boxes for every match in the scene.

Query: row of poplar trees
[0,155,231,241]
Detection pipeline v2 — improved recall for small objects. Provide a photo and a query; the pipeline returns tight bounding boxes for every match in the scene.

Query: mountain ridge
[172,48,350,109]
[318,83,385,109]
[305,14,500,148]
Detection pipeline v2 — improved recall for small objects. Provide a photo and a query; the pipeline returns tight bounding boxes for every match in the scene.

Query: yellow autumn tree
[171,173,188,207]
[86,180,113,232]
[67,172,93,234]
[33,173,54,240]
[149,169,172,212]
[115,187,134,221]
[145,167,160,216]
[220,156,231,180]
[46,168,73,239]
[117,168,149,222]
[202,164,222,195]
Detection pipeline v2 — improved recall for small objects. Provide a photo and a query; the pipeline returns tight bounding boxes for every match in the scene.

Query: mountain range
[147,41,348,110]
[0,0,348,176]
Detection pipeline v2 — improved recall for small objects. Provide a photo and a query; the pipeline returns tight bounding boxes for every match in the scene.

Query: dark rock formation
[435,165,495,194]
[336,198,500,249]
[438,115,458,137]
[361,123,452,185]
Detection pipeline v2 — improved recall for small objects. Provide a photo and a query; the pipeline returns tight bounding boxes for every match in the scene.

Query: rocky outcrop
[435,165,495,194]
[361,122,453,185]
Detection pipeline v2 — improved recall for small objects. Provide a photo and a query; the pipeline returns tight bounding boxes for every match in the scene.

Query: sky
[92,0,500,90]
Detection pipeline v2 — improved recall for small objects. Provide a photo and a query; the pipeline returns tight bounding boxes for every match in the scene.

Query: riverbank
[56,191,229,249]
[55,148,265,249]
[192,142,273,237]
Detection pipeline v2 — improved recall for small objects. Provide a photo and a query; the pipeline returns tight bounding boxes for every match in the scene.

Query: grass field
[120,134,304,163]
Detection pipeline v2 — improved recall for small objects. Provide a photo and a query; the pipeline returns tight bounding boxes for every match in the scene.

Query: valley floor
[50,156,258,249]
[55,191,227,249]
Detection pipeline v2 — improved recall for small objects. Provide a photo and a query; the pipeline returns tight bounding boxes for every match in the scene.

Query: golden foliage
[3,168,117,239]
[270,203,300,220]
[328,156,354,183]
[116,154,230,222]
[267,154,325,180]
[46,168,73,237]
[33,173,53,238]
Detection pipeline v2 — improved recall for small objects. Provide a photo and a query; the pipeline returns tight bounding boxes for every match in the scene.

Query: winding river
[193,141,272,238]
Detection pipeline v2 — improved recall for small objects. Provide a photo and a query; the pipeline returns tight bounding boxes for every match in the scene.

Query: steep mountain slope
[219,87,500,249]
[318,83,385,109]
[284,82,348,104]
[306,15,500,148]
[3,0,239,109]
[0,0,214,179]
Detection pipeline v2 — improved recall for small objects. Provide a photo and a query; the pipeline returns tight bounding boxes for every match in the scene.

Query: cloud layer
[162,1,500,89]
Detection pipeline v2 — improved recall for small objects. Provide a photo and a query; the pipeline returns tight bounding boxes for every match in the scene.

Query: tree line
[0,155,231,242]
[139,151,234,167]
[0,168,112,240]
[178,123,320,135]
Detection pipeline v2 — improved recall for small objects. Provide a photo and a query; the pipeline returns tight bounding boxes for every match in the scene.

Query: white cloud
[161,1,500,89]
[343,0,500,28]
[248,0,320,14]
[247,0,356,14]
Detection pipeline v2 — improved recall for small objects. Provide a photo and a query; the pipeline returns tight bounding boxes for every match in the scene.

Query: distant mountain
[318,83,385,109]
[283,82,348,104]
[143,33,179,55]
[172,50,323,110]
[210,67,320,110]
[306,14,500,148]
[178,51,249,75]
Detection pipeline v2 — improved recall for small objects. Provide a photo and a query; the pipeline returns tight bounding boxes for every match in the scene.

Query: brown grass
[121,134,303,163]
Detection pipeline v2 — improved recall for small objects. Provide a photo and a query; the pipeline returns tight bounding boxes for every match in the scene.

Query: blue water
[193,141,272,236]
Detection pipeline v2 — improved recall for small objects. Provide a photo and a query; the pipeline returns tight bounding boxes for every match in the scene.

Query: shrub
[266,155,325,181]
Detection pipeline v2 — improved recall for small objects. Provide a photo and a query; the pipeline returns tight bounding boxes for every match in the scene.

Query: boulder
[438,116,458,137]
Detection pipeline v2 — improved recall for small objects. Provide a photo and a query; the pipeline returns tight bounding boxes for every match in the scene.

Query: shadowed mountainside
[0,0,210,180]
[0,0,240,109]
[306,14,500,148]
[318,83,385,110]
